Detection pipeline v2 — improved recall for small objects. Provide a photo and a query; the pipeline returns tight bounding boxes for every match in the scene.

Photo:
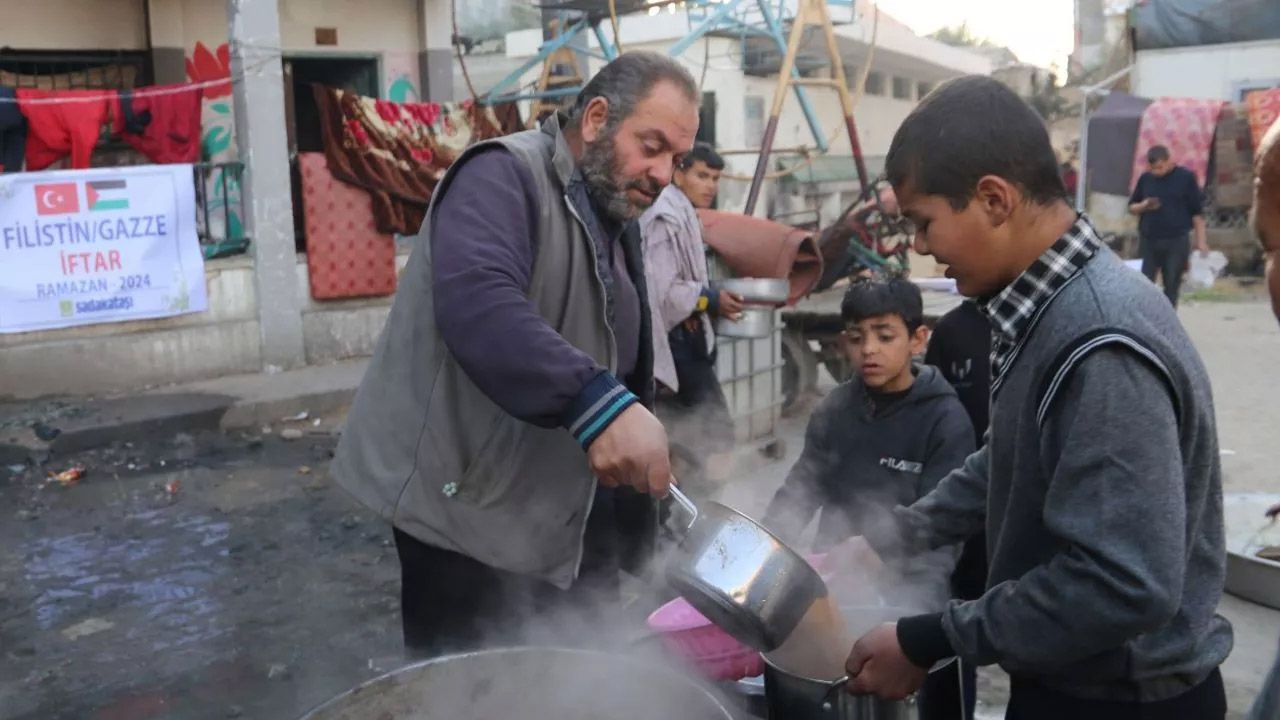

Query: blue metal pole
[756,0,828,153]
[592,22,619,61]
[485,86,583,104]
[482,17,590,102]
[667,0,745,57]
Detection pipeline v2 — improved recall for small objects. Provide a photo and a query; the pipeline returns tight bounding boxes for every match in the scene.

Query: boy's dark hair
[885,75,1066,210]
[679,142,725,171]
[840,275,924,332]
[1147,145,1171,164]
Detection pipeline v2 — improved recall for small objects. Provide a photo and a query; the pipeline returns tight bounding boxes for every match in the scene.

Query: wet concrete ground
[0,430,403,720]
[3,297,1279,719]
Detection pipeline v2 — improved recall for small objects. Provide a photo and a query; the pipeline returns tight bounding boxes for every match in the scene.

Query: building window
[892,76,912,100]
[864,72,885,96]
[917,81,935,99]
[745,95,765,148]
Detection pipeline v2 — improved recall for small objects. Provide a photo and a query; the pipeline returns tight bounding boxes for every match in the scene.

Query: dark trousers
[1006,668,1225,720]
[393,486,630,658]
[918,659,977,720]
[1140,233,1191,306]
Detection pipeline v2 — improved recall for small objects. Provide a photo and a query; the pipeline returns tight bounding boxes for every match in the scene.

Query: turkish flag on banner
[34,183,80,216]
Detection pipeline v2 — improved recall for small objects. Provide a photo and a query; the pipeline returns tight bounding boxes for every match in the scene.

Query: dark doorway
[283,56,379,155]
[697,91,716,146]
[283,56,378,251]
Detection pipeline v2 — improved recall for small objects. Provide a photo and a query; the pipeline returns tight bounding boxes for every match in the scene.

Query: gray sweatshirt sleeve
[892,405,976,591]
[939,345,1185,671]
[887,444,990,558]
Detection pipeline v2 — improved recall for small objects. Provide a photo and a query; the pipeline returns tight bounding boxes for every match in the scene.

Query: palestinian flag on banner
[87,180,129,212]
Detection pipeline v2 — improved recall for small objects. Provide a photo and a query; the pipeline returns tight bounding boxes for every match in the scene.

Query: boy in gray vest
[843,76,1232,720]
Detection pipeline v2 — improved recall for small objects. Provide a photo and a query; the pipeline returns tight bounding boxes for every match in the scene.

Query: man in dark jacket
[1129,144,1209,306]
[846,76,1231,720]
[920,300,992,720]
[331,53,701,657]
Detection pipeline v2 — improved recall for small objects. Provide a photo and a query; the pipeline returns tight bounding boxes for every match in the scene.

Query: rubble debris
[280,428,304,441]
[49,467,85,487]
[282,411,310,422]
[61,617,114,640]
[32,422,61,442]
[297,466,312,475]
[165,479,180,496]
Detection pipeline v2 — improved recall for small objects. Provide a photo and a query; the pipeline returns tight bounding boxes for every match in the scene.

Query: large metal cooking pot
[298,647,735,720]
[665,487,827,652]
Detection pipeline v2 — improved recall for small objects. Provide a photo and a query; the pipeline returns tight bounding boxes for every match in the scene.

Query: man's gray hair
[569,51,699,127]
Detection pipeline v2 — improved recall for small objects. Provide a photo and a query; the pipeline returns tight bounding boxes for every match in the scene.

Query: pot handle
[821,676,849,712]
[667,485,699,533]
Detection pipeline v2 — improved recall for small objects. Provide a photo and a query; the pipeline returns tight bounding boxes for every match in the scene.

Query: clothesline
[0,52,281,105]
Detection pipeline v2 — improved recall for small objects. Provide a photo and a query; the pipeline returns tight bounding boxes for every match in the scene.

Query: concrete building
[1132,39,1280,102]
[0,0,453,399]
[501,2,992,224]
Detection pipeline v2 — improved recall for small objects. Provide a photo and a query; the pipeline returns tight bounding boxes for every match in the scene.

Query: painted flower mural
[185,42,232,99]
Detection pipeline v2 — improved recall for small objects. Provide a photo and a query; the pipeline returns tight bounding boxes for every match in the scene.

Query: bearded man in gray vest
[331,53,701,656]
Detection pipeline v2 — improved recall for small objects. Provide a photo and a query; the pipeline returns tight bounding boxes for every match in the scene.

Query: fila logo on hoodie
[879,456,923,474]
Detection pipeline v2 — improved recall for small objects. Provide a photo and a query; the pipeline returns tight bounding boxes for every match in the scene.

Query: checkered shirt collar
[981,214,1104,345]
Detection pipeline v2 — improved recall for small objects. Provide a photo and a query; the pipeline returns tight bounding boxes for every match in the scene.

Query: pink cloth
[1130,97,1226,191]
[1246,89,1280,155]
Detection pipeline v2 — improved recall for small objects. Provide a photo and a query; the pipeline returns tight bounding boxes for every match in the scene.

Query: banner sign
[0,164,207,334]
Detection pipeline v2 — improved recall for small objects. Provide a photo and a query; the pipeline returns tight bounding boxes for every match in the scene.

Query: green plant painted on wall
[388,74,420,104]
[187,42,247,257]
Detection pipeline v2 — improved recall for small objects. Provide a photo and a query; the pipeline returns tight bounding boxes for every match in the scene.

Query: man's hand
[586,404,673,497]
[718,290,745,319]
[845,623,927,700]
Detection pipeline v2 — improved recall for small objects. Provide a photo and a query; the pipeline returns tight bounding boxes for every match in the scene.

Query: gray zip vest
[331,115,652,588]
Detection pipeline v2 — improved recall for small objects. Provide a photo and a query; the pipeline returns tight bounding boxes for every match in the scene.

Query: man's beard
[580,125,662,224]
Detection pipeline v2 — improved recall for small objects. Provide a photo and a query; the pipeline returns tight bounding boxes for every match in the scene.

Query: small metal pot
[763,656,917,720]
[664,487,827,652]
[715,306,775,338]
[720,277,791,305]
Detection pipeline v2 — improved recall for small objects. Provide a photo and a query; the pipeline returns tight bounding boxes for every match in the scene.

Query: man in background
[641,142,742,499]
[1129,144,1209,306]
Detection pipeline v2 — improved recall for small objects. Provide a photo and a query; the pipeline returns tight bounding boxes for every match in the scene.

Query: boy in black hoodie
[764,276,974,612]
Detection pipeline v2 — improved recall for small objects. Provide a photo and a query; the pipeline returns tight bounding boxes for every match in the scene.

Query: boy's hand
[845,623,927,700]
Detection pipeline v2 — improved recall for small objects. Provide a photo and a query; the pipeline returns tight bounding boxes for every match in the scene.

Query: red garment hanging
[16,89,116,170]
[112,83,204,164]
